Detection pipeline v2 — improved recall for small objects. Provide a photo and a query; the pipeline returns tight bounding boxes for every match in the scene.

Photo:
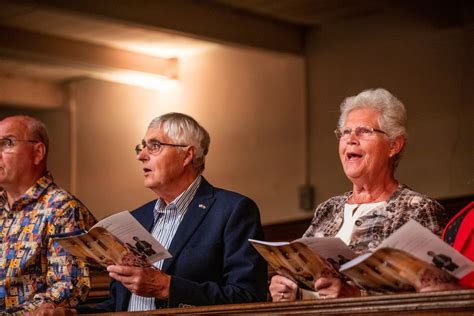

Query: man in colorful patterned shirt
[0,115,96,314]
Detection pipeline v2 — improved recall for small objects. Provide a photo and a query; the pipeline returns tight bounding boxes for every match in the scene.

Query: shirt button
[355,220,363,226]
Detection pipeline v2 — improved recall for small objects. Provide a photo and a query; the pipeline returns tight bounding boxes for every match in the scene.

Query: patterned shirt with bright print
[0,172,96,314]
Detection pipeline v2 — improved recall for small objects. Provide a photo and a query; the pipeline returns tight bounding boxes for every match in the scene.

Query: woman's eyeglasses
[334,126,386,140]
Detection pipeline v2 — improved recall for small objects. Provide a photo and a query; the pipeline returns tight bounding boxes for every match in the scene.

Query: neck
[5,180,40,206]
[3,168,45,206]
[157,172,199,205]
[349,178,398,204]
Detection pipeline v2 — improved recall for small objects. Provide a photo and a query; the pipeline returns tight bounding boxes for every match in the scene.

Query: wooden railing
[87,289,474,315]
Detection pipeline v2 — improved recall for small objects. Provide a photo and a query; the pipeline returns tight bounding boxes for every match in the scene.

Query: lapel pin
[198,204,207,209]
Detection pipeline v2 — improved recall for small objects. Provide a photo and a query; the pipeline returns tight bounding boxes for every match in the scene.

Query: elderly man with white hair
[78,112,267,313]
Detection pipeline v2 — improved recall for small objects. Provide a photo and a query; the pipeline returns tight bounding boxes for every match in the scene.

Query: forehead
[0,118,29,138]
[345,107,381,126]
[143,126,171,141]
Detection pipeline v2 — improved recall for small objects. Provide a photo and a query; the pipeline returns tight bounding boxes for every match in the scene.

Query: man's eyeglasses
[0,138,39,153]
[135,141,188,155]
[334,126,386,140]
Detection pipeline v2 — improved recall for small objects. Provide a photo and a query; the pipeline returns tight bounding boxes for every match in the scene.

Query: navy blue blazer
[78,178,268,312]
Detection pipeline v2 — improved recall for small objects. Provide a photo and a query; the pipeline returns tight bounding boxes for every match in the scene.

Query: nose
[137,147,149,161]
[346,131,359,144]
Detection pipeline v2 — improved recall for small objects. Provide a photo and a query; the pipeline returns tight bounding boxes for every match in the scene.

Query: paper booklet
[249,237,357,290]
[250,220,474,293]
[53,211,171,268]
[339,219,474,292]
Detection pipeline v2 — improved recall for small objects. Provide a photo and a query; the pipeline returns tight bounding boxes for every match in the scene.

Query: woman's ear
[389,135,405,157]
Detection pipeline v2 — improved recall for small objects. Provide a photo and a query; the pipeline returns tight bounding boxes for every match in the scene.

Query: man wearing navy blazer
[78,113,267,312]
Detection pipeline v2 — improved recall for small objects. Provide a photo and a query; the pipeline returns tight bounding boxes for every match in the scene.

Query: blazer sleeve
[167,197,268,307]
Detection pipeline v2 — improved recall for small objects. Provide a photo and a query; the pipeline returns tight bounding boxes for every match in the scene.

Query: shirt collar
[0,172,53,210]
[153,175,202,222]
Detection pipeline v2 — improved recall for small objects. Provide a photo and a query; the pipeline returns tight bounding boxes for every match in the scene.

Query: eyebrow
[143,138,162,144]
[0,135,16,139]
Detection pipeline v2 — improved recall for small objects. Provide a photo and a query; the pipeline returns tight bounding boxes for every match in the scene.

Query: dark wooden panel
[263,217,312,241]
[96,289,474,315]
[439,195,474,220]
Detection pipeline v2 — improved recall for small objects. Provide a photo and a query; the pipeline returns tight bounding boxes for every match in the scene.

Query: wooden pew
[91,289,474,315]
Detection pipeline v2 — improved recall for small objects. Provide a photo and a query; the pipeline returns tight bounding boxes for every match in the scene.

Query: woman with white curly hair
[270,88,447,301]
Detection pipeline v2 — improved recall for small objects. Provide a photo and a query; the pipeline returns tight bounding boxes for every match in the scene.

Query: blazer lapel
[161,179,215,272]
[133,200,156,232]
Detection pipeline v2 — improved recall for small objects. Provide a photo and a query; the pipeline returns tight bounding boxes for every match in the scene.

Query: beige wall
[70,46,306,223]
[1,12,472,226]
[0,106,71,189]
[306,12,473,205]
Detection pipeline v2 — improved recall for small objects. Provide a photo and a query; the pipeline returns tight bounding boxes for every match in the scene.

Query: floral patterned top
[303,184,447,254]
[0,172,96,314]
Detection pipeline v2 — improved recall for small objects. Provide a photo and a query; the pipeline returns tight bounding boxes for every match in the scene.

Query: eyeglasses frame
[334,126,387,140]
[0,138,40,153]
[135,140,188,155]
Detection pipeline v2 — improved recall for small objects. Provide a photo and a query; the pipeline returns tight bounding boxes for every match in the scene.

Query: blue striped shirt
[128,176,202,311]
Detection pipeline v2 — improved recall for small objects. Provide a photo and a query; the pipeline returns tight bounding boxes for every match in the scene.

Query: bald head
[0,115,49,160]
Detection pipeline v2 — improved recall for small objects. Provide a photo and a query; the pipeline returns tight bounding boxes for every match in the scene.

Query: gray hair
[338,88,407,171]
[149,113,210,173]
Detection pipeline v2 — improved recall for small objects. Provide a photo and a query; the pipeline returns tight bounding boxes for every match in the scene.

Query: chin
[143,180,154,189]
[344,169,364,181]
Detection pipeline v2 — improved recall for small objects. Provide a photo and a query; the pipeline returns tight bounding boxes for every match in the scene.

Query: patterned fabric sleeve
[25,200,96,311]
[387,187,448,238]
[302,194,349,238]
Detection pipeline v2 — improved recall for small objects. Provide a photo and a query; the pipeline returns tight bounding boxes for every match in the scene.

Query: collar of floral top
[0,171,54,210]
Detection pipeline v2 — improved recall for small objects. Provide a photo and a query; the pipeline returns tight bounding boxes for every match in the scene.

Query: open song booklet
[53,211,171,268]
[249,237,357,290]
[250,220,474,293]
[339,220,474,292]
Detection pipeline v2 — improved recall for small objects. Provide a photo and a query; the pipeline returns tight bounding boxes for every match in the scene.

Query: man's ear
[182,146,196,167]
[33,142,47,165]
[389,135,405,157]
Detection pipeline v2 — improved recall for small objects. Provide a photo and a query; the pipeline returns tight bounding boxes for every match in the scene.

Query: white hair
[338,88,407,171]
[149,113,210,173]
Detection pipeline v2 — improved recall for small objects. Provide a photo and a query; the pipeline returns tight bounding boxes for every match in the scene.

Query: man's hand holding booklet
[53,211,171,268]
[250,220,474,294]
